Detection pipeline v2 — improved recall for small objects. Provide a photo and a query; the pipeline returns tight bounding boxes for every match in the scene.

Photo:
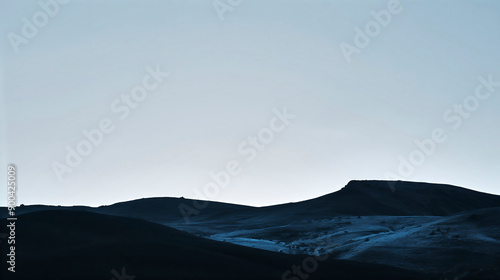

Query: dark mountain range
[1,180,499,279]
[7,180,500,223]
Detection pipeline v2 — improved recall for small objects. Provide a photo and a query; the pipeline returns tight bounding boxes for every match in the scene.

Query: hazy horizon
[5,179,499,208]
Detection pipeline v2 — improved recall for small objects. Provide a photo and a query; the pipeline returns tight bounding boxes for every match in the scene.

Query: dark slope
[0,204,92,218]
[0,210,429,280]
[265,180,500,218]
[95,196,256,223]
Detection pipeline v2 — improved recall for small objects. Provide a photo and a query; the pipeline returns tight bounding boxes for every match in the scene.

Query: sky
[0,0,499,207]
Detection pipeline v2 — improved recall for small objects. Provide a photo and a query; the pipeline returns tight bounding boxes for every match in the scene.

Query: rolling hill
[0,210,429,280]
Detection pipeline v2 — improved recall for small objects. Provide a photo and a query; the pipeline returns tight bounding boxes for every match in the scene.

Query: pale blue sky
[1,0,499,207]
